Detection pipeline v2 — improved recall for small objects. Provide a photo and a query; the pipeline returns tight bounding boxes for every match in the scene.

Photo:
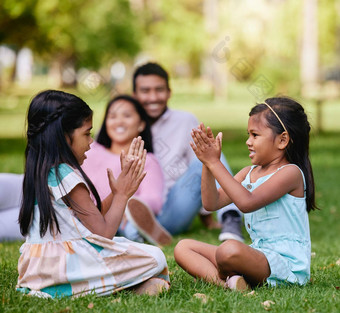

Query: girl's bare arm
[206,161,302,213]
[191,124,303,213]
[67,155,146,239]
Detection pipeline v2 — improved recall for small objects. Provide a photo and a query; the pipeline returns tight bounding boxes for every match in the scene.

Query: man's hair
[133,62,170,92]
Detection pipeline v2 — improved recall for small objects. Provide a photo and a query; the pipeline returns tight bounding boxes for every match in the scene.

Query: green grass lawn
[1,85,340,312]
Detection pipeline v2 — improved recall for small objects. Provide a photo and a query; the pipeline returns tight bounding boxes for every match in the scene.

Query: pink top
[82,141,164,215]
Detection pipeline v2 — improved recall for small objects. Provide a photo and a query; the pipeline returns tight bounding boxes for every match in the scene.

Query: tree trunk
[300,0,319,97]
[48,60,63,88]
[203,0,228,100]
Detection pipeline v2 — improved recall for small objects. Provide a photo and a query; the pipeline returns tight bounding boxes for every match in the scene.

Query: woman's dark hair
[96,95,153,152]
[19,90,102,237]
[249,97,318,212]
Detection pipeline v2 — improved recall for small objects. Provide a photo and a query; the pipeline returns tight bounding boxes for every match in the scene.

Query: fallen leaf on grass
[336,259,340,266]
[193,293,208,304]
[87,303,94,309]
[320,263,336,270]
[244,290,255,296]
[261,300,275,310]
[57,307,71,313]
[111,298,121,303]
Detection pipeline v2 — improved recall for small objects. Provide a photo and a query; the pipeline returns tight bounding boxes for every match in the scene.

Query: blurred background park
[1,0,339,241]
[0,0,339,189]
[0,0,340,191]
[1,0,340,143]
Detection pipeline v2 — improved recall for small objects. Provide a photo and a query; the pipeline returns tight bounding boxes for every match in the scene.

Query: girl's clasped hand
[190,123,223,166]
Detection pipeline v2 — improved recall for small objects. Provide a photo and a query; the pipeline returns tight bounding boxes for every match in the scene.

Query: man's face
[134,74,171,120]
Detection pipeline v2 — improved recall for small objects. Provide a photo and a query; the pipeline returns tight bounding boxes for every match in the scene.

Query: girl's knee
[215,240,243,267]
[174,239,195,261]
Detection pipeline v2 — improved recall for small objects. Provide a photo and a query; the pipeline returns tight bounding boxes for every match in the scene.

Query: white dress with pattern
[16,164,170,298]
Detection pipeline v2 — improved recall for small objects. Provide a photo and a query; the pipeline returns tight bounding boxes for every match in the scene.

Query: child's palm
[191,123,222,165]
[109,151,146,198]
[121,137,145,170]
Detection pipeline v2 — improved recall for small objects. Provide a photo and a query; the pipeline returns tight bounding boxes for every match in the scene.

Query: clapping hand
[107,136,147,198]
[190,123,222,167]
[120,136,146,171]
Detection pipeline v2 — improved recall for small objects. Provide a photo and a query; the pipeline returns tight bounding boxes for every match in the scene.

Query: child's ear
[278,131,290,150]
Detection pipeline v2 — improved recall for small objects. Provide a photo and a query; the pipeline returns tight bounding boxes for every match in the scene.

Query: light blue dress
[242,165,311,286]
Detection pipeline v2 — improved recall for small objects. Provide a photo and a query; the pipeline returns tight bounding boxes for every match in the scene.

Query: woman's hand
[190,123,222,167]
[108,149,147,199]
[120,136,146,171]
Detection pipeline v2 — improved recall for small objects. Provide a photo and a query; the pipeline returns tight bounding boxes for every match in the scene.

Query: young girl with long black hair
[17,90,170,298]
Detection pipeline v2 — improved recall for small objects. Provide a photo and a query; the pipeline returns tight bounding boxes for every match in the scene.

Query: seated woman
[0,173,24,241]
[82,95,172,246]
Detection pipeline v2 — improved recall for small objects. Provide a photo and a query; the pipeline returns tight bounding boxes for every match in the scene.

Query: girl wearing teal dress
[17,90,170,298]
[174,97,317,290]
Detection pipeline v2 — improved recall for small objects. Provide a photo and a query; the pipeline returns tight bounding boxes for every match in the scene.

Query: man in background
[132,62,243,242]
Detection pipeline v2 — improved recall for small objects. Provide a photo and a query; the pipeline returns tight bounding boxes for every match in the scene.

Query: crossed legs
[174,239,270,288]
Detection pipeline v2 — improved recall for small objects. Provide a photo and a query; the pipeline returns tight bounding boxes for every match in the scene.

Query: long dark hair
[249,97,318,212]
[19,90,102,237]
[96,95,153,152]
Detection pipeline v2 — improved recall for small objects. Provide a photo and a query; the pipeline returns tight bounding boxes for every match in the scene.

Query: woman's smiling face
[105,99,145,147]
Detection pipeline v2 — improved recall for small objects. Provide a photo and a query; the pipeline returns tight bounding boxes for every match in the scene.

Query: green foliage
[0,0,44,50]
[0,0,141,68]
[141,0,205,76]
[34,0,141,67]
[1,0,340,91]
[318,0,340,66]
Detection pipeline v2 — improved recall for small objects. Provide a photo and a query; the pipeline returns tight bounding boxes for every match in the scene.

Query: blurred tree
[300,0,319,97]
[203,0,228,99]
[0,0,45,50]
[0,0,47,87]
[1,0,339,94]
[36,0,142,86]
[134,0,205,77]
[0,0,141,87]
[318,0,340,74]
